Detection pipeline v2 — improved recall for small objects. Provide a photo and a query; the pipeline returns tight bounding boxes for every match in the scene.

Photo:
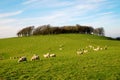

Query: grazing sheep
[43,53,50,58]
[83,49,88,53]
[18,56,27,63]
[77,48,88,55]
[93,48,98,51]
[93,47,99,51]
[76,51,83,55]
[31,54,40,61]
[89,45,94,49]
[59,47,63,50]
[100,48,103,50]
[50,54,56,57]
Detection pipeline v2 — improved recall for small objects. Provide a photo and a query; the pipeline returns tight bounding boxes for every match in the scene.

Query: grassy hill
[0,34,120,80]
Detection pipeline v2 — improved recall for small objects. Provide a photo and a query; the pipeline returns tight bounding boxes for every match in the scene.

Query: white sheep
[18,56,27,63]
[100,48,103,50]
[76,50,83,55]
[59,47,63,50]
[31,54,40,61]
[89,45,94,49]
[50,54,56,57]
[43,53,50,58]
[93,47,100,51]
[83,49,88,53]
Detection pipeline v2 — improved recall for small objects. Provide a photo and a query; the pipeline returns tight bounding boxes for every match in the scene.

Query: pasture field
[0,34,120,80]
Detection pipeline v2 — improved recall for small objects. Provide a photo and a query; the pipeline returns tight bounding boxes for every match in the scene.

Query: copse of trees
[17,26,34,37]
[33,24,94,35]
[17,24,105,37]
[93,27,105,36]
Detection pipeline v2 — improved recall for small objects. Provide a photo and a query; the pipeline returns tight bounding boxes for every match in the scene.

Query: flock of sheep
[16,44,65,63]
[8,44,108,63]
[9,44,64,63]
[9,52,57,63]
[17,53,56,63]
[76,45,107,55]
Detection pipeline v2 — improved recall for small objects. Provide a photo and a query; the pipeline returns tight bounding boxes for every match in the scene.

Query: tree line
[17,24,104,37]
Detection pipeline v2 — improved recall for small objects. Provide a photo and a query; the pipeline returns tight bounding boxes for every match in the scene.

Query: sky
[0,0,120,38]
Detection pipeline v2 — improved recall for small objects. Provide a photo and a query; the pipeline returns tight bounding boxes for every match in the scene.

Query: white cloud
[22,0,75,9]
[0,10,23,18]
[22,0,39,5]
[99,12,113,16]
[0,26,18,38]
[0,18,16,24]
[86,0,107,3]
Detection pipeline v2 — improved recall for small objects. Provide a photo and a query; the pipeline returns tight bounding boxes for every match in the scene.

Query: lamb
[93,47,100,51]
[43,53,56,58]
[31,54,40,61]
[76,49,84,55]
[88,45,94,49]
[43,53,50,58]
[83,49,88,53]
[59,47,63,50]
[100,48,103,50]
[18,56,27,63]
[77,48,88,55]
[76,51,83,55]
[50,54,56,57]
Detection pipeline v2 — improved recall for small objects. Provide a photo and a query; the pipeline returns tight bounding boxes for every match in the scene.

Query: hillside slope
[0,34,120,80]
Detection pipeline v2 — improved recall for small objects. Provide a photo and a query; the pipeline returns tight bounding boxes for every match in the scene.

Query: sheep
[59,47,63,50]
[76,49,84,55]
[18,56,27,63]
[100,48,103,50]
[43,53,56,58]
[83,49,88,53]
[50,54,56,57]
[31,54,40,61]
[76,50,83,55]
[93,47,100,51]
[43,53,50,58]
[88,45,94,49]
[93,48,98,51]
[77,48,88,55]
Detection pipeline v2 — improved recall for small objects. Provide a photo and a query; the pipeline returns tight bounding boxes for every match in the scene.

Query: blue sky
[0,0,120,38]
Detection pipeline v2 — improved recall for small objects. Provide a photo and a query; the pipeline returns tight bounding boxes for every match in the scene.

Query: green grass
[0,34,120,80]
